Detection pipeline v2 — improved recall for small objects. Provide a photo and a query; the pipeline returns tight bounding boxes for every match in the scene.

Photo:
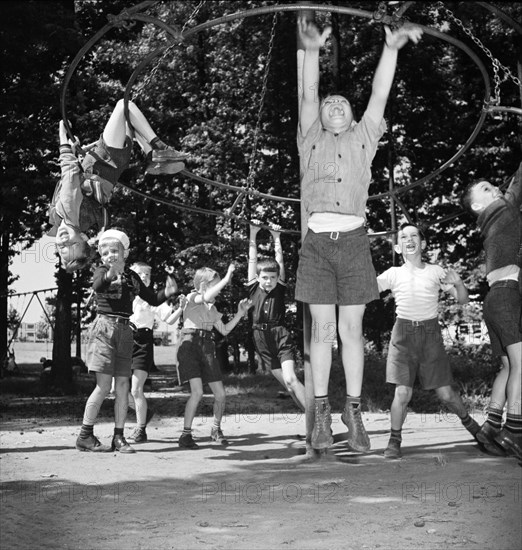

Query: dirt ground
[1,346,521,550]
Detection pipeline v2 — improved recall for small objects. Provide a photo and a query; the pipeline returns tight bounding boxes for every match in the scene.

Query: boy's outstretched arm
[215,298,253,336]
[164,294,187,325]
[298,16,331,137]
[366,23,423,125]
[442,268,469,305]
[270,226,286,282]
[247,223,261,283]
[201,263,235,303]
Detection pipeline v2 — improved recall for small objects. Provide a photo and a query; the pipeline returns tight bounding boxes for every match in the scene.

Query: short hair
[398,222,427,245]
[131,261,151,273]
[193,267,219,291]
[461,179,483,215]
[256,259,280,276]
[62,241,96,273]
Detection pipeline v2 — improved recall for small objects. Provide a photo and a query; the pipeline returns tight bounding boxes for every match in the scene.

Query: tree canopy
[2,1,521,378]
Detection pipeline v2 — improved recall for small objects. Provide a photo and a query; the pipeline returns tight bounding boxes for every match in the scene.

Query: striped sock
[460,413,474,430]
[390,428,402,442]
[79,424,94,439]
[182,427,192,436]
[504,413,522,434]
[486,407,504,430]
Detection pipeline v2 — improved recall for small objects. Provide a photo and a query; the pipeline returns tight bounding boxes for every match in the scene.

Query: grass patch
[1,343,497,421]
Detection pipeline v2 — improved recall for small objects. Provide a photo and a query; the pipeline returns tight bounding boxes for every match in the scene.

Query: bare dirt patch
[1,344,520,550]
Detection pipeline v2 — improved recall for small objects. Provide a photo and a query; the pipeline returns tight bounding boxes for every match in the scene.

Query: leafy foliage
[2,0,521,373]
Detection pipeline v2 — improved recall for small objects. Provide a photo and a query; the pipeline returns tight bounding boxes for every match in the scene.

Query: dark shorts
[253,325,295,371]
[177,330,223,384]
[386,318,454,390]
[295,225,379,305]
[81,135,132,184]
[86,315,134,377]
[132,328,154,373]
[483,280,522,356]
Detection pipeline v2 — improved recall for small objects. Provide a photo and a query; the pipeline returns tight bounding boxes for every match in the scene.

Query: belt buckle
[261,323,268,330]
[412,320,422,327]
[330,231,339,241]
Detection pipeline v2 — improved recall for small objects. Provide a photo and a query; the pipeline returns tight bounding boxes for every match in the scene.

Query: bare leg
[384,385,412,459]
[83,372,112,425]
[487,355,509,413]
[102,99,158,150]
[274,361,306,411]
[390,385,412,431]
[184,377,204,429]
[505,342,522,416]
[113,375,130,429]
[338,304,366,397]
[308,303,336,395]
[435,385,469,418]
[208,381,226,426]
[131,369,149,427]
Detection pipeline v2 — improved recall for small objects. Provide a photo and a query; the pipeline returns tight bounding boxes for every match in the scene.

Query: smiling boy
[294,15,423,452]
[377,223,480,459]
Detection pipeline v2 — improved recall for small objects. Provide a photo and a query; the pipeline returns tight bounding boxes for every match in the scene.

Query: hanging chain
[245,11,278,190]
[133,0,206,100]
[437,2,521,106]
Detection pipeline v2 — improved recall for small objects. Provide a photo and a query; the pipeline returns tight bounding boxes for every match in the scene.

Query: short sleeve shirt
[377,263,452,321]
[182,291,222,332]
[297,112,387,220]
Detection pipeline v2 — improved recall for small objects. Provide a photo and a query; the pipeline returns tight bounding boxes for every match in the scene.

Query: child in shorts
[246,222,316,454]
[48,99,186,272]
[377,223,480,459]
[127,262,186,444]
[462,163,521,459]
[295,15,423,451]
[177,264,252,449]
[76,229,177,453]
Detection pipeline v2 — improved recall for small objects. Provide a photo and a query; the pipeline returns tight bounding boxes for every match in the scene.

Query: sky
[10,235,58,323]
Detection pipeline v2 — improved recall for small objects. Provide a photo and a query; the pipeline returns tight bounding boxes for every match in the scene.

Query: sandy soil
[1,409,521,550]
[1,344,521,550]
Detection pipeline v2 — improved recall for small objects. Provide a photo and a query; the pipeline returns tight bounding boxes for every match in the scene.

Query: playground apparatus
[60,1,521,237]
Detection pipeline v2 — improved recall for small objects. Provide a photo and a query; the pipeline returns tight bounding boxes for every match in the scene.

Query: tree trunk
[51,267,75,392]
[0,232,8,375]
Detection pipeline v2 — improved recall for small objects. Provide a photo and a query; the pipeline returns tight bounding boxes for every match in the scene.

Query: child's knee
[130,387,143,400]
[394,386,412,404]
[190,387,204,401]
[435,386,455,403]
[96,380,112,395]
[283,374,299,391]
[213,388,226,403]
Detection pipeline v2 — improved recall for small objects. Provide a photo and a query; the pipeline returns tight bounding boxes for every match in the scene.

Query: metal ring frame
[61,1,520,235]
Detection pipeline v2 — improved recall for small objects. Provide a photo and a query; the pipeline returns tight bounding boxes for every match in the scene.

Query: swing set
[3,287,57,376]
[60,1,521,237]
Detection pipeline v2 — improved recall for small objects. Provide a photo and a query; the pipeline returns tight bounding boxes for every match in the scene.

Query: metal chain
[133,0,206,100]
[437,1,521,105]
[246,11,278,189]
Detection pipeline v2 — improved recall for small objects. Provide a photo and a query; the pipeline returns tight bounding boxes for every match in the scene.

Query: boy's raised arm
[270,227,285,282]
[298,16,331,137]
[247,223,261,283]
[366,23,422,125]
[201,263,235,304]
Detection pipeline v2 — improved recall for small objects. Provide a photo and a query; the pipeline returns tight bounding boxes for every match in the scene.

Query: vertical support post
[297,2,316,449]
[76,274,82,359]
